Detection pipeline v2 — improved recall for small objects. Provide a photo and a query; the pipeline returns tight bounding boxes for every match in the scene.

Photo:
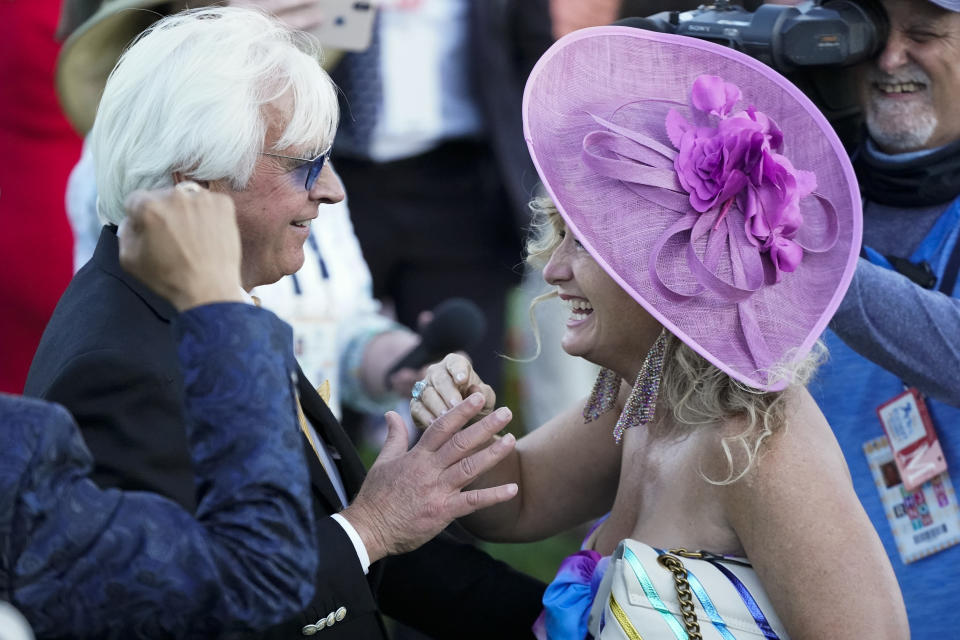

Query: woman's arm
[460,397,623,542]
[718,388,908,640]
[412,354,624,542]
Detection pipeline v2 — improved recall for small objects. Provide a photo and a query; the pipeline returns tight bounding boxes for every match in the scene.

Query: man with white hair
[26,8,543,638]
[811,0,960,634]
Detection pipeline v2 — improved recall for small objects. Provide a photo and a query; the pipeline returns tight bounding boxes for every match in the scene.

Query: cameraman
[811,0,960,635]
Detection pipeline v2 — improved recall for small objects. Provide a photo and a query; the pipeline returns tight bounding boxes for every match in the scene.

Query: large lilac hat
[930,0,960,10]
[523,27,862,391]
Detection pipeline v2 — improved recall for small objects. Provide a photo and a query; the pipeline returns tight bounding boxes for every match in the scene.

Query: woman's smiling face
[542,223,662,379]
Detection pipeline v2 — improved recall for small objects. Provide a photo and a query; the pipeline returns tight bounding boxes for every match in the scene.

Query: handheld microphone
[385,298,487,384]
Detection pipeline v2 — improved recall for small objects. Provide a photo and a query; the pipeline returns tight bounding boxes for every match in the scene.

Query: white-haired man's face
[209,96,344,290]
[858,0,960,152]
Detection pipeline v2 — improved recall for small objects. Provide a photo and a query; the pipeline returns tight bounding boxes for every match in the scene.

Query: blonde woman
[410,27,908,640]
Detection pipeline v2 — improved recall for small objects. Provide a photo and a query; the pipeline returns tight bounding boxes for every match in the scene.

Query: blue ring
[411,380,428,401]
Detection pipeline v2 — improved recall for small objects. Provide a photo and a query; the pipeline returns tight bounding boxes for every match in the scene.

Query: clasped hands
[337,350,513,565]
[410,353,497,428]
[342,392,516,564]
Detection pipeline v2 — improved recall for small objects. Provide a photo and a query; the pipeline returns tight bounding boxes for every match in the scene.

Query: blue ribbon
[622,547,689,639]
[706,560,781,640]
[681,568,738,640]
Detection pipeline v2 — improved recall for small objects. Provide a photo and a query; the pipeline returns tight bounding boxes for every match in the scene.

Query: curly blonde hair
[524,197,825,483]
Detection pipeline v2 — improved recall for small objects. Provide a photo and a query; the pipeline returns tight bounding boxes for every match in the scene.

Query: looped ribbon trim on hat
[580,74,840,375]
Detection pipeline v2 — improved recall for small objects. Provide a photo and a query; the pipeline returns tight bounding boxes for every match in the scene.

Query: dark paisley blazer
[4,304,316,639]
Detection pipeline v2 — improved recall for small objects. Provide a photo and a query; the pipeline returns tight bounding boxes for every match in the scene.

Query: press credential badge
[876,388,947,491]
[864,436,960,564]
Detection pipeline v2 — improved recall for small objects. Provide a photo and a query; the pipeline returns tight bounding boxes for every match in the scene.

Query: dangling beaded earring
[612,329,667,444]
[583,367,620,423]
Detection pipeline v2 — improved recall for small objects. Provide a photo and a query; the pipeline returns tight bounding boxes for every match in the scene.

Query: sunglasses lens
[304,156,326,191]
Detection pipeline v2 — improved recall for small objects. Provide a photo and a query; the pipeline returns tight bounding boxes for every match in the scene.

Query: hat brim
[57,1,183,135]
[928,0,960,11]
[522,27,862,390]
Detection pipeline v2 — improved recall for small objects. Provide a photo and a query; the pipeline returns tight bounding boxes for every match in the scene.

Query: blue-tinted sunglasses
[261,145,332,191]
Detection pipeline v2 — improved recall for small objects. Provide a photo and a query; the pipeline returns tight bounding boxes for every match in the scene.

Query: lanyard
[862,197,960,294]
[290,233,330,296]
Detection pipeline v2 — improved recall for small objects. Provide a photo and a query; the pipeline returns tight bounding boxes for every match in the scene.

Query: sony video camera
[624,0,890,149]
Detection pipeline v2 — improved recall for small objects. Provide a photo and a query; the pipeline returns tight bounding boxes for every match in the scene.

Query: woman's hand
[410,354,496,429]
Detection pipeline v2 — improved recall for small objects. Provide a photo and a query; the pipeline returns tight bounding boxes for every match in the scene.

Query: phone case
[312,1,377,52]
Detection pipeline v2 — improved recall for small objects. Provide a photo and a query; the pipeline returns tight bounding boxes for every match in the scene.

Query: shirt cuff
[331,512,371,574]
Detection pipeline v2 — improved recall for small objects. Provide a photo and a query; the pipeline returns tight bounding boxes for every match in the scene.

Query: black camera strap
[864,246,960,293]
[887,255,937,289]
[860,196,960,293]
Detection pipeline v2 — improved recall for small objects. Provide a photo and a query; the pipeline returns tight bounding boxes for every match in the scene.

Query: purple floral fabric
[1,305,316,639]
[534,517,610,640]
[666,75,816,281]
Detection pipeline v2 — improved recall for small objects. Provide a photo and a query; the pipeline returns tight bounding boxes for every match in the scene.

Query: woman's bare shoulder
[768,386,849,472]
[697,385,850,494]
[707,387,908,638]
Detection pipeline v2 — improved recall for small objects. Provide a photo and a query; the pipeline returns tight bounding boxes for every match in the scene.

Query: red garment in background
[0,1,82,392]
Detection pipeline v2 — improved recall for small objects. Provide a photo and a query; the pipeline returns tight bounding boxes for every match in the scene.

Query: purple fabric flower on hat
[666,75,815,279]
[691,73,741,117]
[740,150,816,279]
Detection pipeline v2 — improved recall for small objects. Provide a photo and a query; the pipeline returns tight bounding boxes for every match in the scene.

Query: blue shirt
[1,304,316,638]
[813,205,960,636]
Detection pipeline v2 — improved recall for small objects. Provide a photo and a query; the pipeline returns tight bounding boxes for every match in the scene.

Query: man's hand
[228,0,325,32]
[118,182,243,311]
[341,393,518,564]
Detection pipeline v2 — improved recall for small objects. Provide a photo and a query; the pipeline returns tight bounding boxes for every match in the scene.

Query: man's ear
[172,171,210,189]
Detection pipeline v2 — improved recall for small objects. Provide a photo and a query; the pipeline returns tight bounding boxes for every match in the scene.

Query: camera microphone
[385,298,487,384]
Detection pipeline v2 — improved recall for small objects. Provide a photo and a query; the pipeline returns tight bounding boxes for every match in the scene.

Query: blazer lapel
[96,226,365,511]
[95,226,178,322]
[302,440,346,514]
[296,366,367,502]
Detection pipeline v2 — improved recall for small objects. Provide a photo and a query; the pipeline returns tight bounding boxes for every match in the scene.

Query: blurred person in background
[0,0,82,393]
[810,0,960,634]
[330,0,553,396]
